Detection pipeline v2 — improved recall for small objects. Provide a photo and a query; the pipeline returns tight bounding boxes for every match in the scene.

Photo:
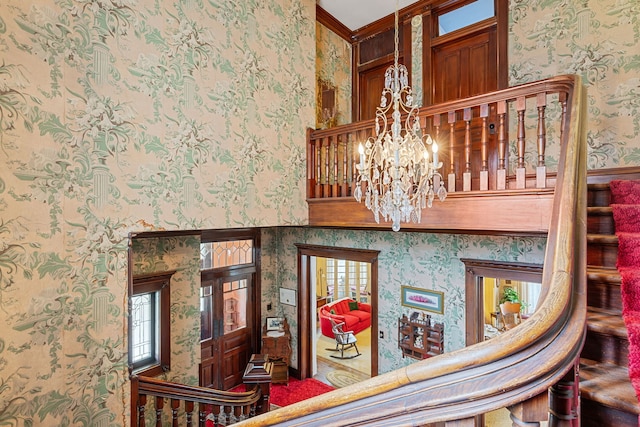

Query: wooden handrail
[237,74,587,426]
[131,375,265,427]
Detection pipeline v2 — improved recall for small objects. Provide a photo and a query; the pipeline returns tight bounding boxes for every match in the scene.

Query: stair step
[587,206,615,234]
[587,234,619,268]
[587,182,612,208]
[580,359,640,426]
[582,308,629,366]
[587,266,622,312]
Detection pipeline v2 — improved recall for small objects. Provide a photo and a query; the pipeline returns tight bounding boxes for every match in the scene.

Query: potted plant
[499,287,522,314]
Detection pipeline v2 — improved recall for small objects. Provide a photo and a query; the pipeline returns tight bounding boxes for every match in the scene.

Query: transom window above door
[200,239,253,270]
[436,0,495,36]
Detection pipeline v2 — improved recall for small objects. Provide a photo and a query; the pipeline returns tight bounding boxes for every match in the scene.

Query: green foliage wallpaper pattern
[0,0,314,425]
[0,0,638,424]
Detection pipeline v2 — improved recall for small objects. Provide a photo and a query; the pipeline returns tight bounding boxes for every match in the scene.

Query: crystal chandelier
[354,2,447,232]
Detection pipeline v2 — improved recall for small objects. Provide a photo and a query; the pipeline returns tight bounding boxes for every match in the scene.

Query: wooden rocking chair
[326,318,361,359]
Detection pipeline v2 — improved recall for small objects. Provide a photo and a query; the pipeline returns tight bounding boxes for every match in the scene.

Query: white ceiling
[317,0,421,31]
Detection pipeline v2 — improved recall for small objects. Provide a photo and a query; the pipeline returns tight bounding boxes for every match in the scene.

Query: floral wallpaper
[0,0,638,425]
[509,0,640,170]
[315,22,352,127]
[261,227,546,372]
[0,0,313,425]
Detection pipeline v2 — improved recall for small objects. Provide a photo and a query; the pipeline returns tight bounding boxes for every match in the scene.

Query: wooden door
[430,25,499,191]
[200,271,254,390]
[359,62,390,121]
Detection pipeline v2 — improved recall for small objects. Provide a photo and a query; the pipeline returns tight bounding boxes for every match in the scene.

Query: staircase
[581,182,640,426]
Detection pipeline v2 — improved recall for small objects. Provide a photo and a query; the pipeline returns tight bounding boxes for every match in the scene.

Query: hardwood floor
[313,327,371,386]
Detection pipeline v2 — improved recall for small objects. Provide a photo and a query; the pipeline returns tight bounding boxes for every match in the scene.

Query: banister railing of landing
[237,74,587,426]
[307,75,582,234]
[131,375,268,427]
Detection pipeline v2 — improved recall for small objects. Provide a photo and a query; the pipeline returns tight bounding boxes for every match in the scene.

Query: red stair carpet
[205,377,334,426]
[609,180,640,408]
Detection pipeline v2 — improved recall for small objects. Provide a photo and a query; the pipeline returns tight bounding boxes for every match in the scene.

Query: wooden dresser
[261,318,292,384]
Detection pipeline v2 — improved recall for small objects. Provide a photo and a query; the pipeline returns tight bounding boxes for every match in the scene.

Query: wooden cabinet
[398,314,444,360]
[261,318,291,384]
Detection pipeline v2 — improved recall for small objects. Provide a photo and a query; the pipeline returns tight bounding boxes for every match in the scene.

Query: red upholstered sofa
[319,298,371,338]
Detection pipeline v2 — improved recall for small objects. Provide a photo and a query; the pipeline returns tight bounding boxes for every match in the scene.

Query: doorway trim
[461,258,543,346]
[295,244,379,380]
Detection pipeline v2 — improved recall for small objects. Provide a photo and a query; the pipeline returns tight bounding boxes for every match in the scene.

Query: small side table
[261,319,292,385]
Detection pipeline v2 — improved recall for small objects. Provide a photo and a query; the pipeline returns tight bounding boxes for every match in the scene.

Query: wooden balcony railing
[235,74,587,425]
[131,357,273,427]
[307,75,581,234]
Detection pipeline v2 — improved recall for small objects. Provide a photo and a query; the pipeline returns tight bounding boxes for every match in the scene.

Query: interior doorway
[295,244,379,382]
[462,258,543,346]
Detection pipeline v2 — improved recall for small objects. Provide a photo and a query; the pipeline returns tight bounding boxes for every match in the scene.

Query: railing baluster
[463,107,472,192]
[185,400,194,427]
[480,104,489,191]
[341,134,348,196]
[536,92,547,188]
[516,96,527,189]
[155,396,163,427]
[171,398,179,427]
[331,135,338,196]
[139,394,147,427]
[307,127,315,198]
[198,402,207,427]
[432,114,443,190]
[315,136,322,198]
[323,137,330,197]
[448,111,456,193]
[497,100,507,190]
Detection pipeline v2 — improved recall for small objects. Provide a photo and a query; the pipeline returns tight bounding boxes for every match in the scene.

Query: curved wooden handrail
[239,75,587,426]
[132,375,265,426]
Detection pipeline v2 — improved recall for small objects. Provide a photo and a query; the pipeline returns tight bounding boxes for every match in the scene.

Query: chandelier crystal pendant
[353,2,447,232]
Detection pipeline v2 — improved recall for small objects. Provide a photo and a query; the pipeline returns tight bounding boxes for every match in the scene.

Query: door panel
[431,27,498,191]
[200,274,254,389]
[432,29,495,104]
[359,63,389,121]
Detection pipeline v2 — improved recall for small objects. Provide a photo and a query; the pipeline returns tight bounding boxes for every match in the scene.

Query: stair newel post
[516,96,527,189]
[480,103,489,191]
[448,111,456,192]
[548,361,580,427]
[463,107,472,192]
[306,127,315,199]
[536,92,547,189]
[497,100,507,190]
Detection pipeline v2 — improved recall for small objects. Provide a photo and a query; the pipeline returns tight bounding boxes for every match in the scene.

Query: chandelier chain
[353,0,447,231]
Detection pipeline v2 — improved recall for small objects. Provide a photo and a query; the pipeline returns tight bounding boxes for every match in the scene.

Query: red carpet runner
[609,180,640,404]
[206,378,334,426]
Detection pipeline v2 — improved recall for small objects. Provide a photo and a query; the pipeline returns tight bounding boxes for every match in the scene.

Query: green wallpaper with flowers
[0,0,638,425]
[509,0,640,169]
[261,227,546,372]
[0,0,314,425]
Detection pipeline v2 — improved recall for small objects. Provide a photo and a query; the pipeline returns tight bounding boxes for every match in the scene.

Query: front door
[200,270,254,389]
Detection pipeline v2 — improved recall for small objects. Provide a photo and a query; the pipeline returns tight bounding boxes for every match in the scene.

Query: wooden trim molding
[316,5,352,42]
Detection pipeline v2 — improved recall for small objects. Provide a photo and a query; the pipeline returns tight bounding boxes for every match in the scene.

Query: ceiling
[317,0,421,31]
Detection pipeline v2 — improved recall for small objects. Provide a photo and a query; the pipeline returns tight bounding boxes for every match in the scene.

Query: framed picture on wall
[401,285,444,314]
[266,317,284,331]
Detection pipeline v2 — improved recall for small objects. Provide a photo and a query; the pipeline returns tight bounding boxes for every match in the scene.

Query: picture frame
[401,285,444,314]
[266,317,284,331]
[279,287,296,306]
